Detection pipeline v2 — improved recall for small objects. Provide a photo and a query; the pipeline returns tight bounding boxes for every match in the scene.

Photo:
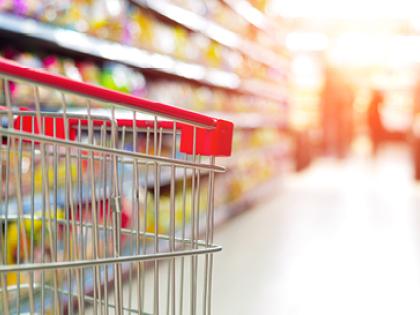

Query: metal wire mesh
[0,76,222,314]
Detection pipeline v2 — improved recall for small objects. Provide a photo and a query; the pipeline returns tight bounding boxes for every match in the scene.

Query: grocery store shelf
[204,111,286,129]
[0,13,286,102]
[0,12,239,89]
[150,140,290,188]
[147,166,204,188]
[221,0,270,31]
[224,142,291,169]
[132,0,288,71]
[6,174,278,313]
[240,79,288,102]
[214,174,280,226]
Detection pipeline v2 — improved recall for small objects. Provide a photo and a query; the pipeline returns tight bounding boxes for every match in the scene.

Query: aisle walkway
[213,145,420,315]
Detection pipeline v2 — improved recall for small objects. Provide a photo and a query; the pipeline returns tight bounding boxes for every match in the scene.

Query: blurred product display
[4,0,420,314]
[0,1,292,311]
[0,0,287,82]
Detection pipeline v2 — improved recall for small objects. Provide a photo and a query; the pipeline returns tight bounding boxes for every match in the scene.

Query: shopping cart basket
[0,58,233,314]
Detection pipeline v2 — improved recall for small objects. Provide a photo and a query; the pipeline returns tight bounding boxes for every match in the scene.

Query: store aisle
[213,145,420,315]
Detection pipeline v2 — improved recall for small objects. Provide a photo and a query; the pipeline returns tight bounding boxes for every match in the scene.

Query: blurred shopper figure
[411,75,420,179]
[321,67,354,158]
[367,89,385,156]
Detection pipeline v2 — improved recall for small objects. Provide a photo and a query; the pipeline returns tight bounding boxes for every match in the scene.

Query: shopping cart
[0,58,233,314]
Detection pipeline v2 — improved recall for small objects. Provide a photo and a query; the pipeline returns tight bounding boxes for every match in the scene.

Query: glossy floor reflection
[213,144,420,315]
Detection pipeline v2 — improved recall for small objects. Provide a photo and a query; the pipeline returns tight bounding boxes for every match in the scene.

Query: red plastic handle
[0,58,233,156]
[13,111,233,156]
[112,119,234,156]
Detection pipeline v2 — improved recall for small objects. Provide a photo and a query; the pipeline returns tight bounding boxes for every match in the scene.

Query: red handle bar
[0,58,233,156]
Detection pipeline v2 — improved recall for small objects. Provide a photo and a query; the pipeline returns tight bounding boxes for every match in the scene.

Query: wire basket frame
[0,59,233,315]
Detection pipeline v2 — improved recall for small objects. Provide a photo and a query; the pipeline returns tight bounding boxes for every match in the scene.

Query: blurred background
[2,0,420,314]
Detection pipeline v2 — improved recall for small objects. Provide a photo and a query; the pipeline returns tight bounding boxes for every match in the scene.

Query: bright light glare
[329,33,420,66]
[269,0,420,18]
[286,32,329,52]
[291,55,323,88]
[233,0,268,29]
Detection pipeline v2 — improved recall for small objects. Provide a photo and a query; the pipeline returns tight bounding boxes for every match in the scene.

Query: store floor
[212,144,420,315]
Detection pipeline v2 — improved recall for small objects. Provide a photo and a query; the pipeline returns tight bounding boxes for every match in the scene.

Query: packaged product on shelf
[3,47,149,102]
[61,58,85,106]
[0,0,284,82]
[0,0,13,12]
[11,52,43,105]
[129,7,155,50]
[77,60,102,85]
[128,67,147,97]
[13,50,42,69]
[173,26,189,60]
[0,0,39,16]
[89,0,127,42]
[172,0,249,36]
[62,58,82,81]
[222,49,243,73]
[100,62,146,96]
[52,0,91,32]
[204,41,222,68]
[0,141,147,290]
[146,81,183,108]
[211,89,225,112]
[187,32,209,64]
[193,86,213,112]
[153,20,177,56]
[2,46,284,116]
[144,179,209,236]
[42,55,62,74]
[3,209,66,286]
